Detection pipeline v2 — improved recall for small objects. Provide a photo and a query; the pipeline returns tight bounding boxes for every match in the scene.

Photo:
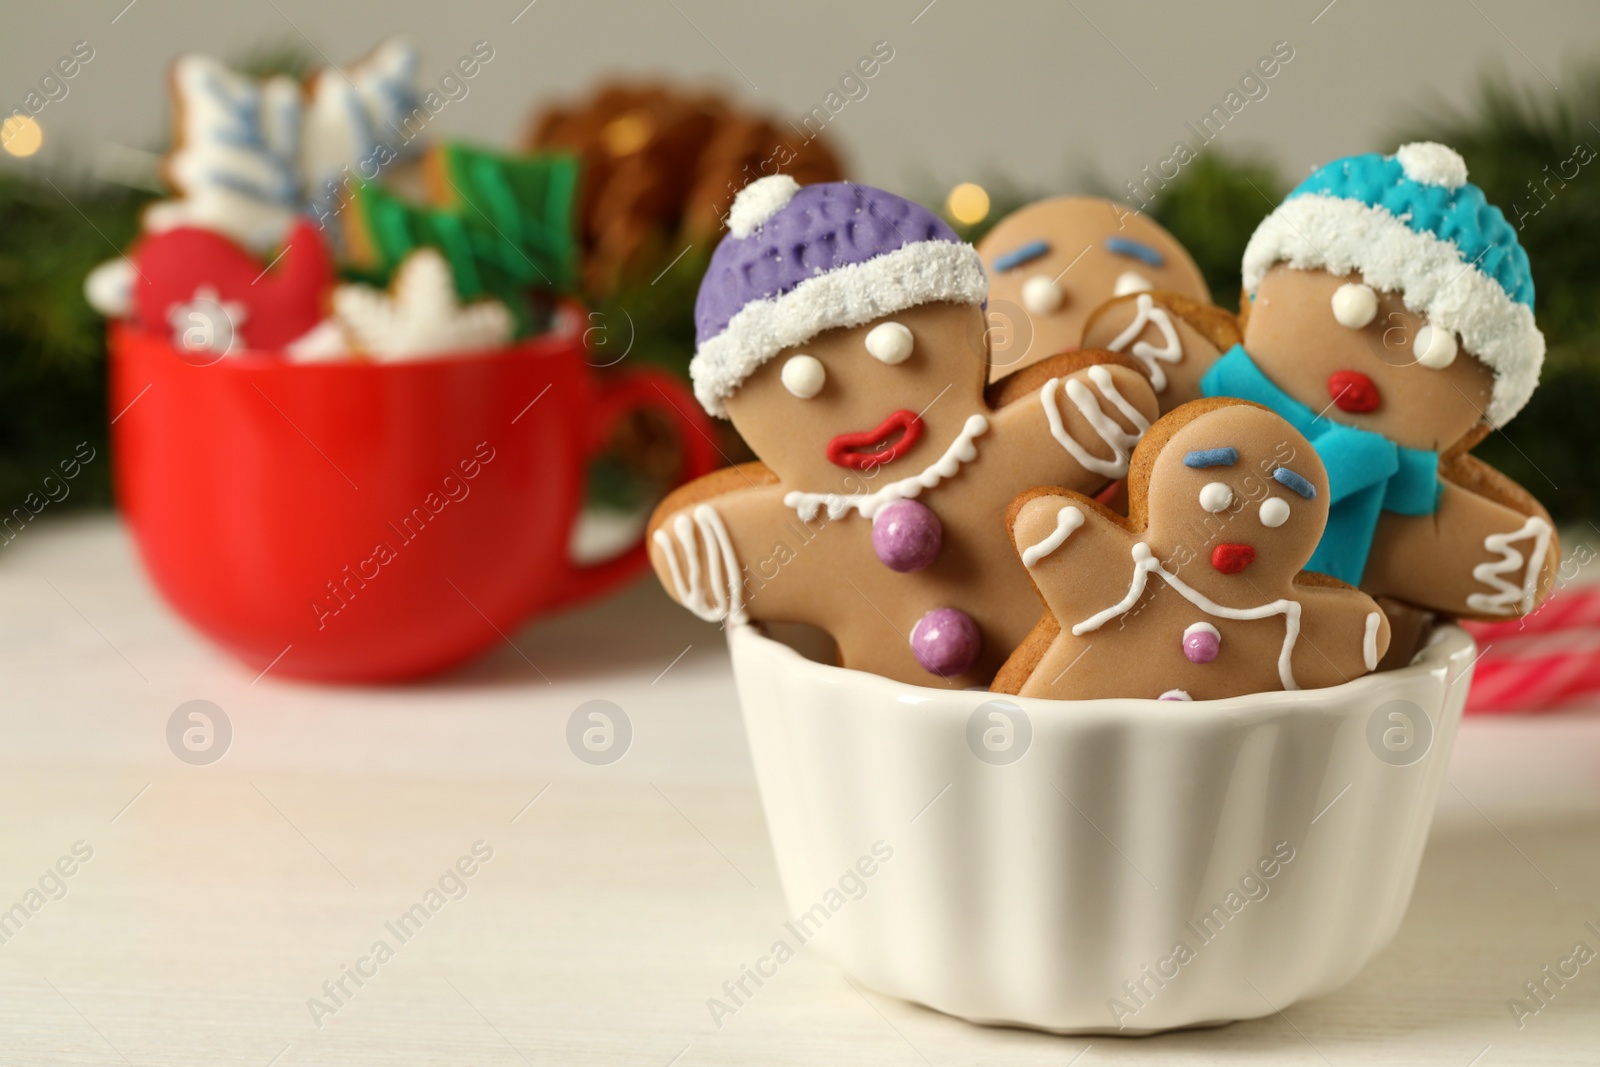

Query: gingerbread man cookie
[1200,143,1558,620]
[978,197,1209,382]
[648,177,1161,687]
[995,399,1391,701]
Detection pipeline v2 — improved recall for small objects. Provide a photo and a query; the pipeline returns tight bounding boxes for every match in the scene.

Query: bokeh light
[1,115,43,158]
[946,181,990,225]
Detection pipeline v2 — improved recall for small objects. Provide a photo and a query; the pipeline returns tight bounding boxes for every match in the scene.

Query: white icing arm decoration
[652,504,748,626]
[1021,505,1085,568]
[1105,293,1183,392]
[1465,515,1554,615]
[1362,611,1382,672]
[1041,364,1151,480]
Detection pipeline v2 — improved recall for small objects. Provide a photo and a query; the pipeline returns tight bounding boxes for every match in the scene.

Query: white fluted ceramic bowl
[730,622,1474,1034]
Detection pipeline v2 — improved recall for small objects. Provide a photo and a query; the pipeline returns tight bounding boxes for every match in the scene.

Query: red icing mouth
[826,410,925,471]
[1211,543,1256,574]
[1328,370,1380,414]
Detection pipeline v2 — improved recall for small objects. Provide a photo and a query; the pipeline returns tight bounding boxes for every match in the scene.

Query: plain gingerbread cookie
[648,177,1161,688]
[994,399,1391,701]
[978,196,1209,382]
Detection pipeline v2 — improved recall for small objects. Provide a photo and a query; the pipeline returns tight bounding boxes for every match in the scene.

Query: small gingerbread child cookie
[1201,143,1558,621]
[994,399,1391,702]
[648,177,1161,688]
[978,197,1209,382]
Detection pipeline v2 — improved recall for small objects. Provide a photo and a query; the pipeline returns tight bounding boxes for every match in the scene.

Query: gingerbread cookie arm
[1080,291,1241,410]
[1288,574,1392,689]
[996,490,1137,699]
[647,464,820,625]
[989,354,1161,496]
[1007,489,1140,639]
[1363,473,1559,620]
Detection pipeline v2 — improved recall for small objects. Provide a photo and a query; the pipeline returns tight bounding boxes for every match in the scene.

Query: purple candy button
[911,607,981,678]
[872,499,942,572]
[1182,622,1220,664]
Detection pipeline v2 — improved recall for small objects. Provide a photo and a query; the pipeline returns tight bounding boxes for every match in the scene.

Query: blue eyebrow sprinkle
[992,239,1050,272]
[1273,467,1316,499]
[1105,236,1165,267]
[1183,447,1238,469]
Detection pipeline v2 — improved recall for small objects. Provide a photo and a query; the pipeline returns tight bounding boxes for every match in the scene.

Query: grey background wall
[3,0,1598,196]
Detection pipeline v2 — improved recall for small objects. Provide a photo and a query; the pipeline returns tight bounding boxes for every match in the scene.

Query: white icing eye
[1198,482,1233,513]
[1260,496,1290,527]
[1113,271,1154,296]
[1331,283,1378,329]
[1413,324,1458,369]
[1021,275,1064,314]
[781,354,826,398]
[864,321,913,364]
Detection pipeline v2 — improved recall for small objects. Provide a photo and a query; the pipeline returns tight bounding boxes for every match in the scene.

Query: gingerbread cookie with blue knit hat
[646,176,1161,687]
[994,398,1391,702]
[979,197,1211,384]
[1194,142,1559,621]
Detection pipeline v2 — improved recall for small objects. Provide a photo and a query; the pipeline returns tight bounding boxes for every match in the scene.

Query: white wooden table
[1,515,1596,1066]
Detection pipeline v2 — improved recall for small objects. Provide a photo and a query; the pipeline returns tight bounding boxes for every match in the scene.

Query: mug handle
[537,366,721,614]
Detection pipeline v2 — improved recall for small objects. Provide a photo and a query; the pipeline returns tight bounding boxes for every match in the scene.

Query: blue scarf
[1200,345,1441,585]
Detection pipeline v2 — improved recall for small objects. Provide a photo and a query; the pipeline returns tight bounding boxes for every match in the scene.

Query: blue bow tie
[1201,345,1441,585]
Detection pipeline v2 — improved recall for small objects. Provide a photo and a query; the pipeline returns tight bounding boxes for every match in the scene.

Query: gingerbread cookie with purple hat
[1199,143,1558,620]
[978,197,1210,383]
[647,176,1161,687]
[994,398,1390,702]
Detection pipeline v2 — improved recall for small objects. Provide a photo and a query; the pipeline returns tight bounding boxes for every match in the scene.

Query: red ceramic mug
[108,305,719,682]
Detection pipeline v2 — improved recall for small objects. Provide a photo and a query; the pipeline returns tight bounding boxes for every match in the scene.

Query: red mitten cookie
[648,178,1161,688]
[994,399,1390,701]
[132,218,334,355]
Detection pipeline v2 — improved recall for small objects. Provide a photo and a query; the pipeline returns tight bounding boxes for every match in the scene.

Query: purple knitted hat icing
[689,176,988,416]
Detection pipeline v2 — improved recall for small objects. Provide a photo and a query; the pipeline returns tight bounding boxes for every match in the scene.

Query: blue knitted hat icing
[1287,146,1533,308]
[1241,142,1544,426]
[689,176,987,416]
